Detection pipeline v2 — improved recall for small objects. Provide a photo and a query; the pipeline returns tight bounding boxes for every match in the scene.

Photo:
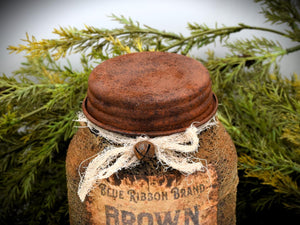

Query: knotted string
[76,112,217,202]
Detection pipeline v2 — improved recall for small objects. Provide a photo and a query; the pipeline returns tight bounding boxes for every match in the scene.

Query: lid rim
[86,84,213,119]
[82,94,218,137]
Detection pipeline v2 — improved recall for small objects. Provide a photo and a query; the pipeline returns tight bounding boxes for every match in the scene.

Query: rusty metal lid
[82,52,218,136]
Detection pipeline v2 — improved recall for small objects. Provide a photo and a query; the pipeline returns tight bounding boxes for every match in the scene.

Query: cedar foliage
[1,0,299,224]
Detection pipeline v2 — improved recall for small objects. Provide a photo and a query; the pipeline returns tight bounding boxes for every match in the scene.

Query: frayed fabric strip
[76,112,217,202]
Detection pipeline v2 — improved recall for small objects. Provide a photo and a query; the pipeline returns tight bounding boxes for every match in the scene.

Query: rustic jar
[66,52,238,225]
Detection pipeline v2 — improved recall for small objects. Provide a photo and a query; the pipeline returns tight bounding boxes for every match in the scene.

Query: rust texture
[82,52,218,136]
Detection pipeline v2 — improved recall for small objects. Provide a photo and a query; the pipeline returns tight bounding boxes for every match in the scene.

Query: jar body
[66,121,238,224]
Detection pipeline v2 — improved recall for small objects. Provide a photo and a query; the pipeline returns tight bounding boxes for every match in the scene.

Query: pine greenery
[1,0,299,224]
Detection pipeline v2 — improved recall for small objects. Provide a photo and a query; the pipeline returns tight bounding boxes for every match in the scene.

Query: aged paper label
[86,165,218,225]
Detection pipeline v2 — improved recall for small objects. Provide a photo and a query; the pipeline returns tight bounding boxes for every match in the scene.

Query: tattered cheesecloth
[76,112,217,202]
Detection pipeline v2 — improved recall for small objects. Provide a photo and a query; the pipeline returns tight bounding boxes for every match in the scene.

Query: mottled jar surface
[67,52,237,225]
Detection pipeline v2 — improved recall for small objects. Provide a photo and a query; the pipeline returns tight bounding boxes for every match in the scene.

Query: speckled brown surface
[66,121,238,224]
[83,52,218,136]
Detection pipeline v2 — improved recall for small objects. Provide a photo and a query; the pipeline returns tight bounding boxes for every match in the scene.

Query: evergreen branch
[255,0,300,42]
[286,44,300,54]
[255,0,300,26]
[8,18,295,61]
[238,23,288,36]
[1,0,300,223]
[18,105,47,121]
[8,23,183,60]
[160,25,244,52]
